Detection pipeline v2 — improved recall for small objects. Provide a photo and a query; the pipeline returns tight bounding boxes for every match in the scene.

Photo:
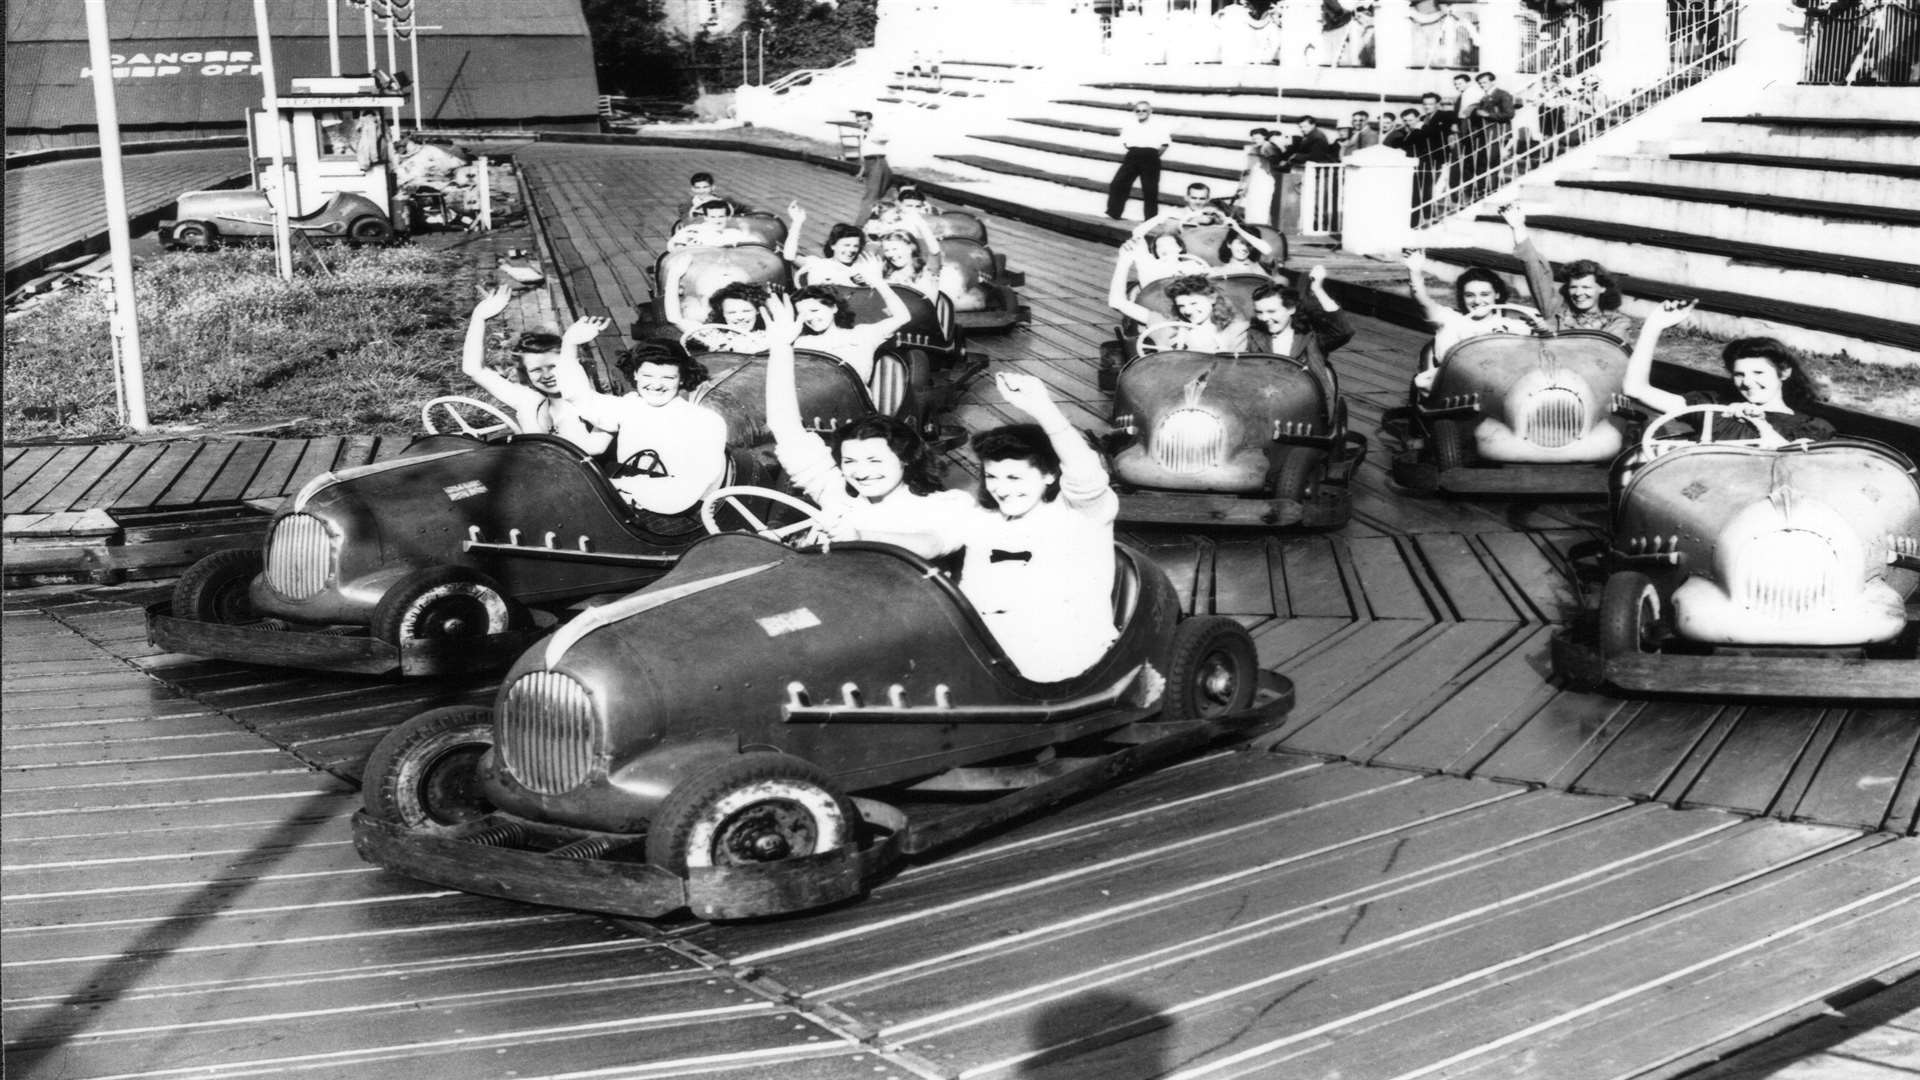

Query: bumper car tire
[645,754,858,874]
[173,548,265,625]
[1599,570,1663,660]
[1431,417,1478,471]
[373,566,523,648]
[362,705,498,830]
[1162,616,1260,722]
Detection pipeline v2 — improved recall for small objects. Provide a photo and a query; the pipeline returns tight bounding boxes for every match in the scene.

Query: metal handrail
[1410,13,1746,228]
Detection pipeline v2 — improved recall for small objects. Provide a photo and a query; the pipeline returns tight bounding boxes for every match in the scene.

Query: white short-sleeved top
[488,382,603,452]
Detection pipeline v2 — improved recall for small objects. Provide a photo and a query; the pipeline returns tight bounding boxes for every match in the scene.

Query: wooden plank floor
[4,143,1918,1080]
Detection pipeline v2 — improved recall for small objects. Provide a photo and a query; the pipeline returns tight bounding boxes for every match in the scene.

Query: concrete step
[1430,215,1920,330]
[1591,153,1917,211]
[1686,117,1920,166]
[1739,85,1920,122]
[993,119,1253,176]
[934,150,1222,223]
[1510,180,1920,263]
[952,132,1232,195]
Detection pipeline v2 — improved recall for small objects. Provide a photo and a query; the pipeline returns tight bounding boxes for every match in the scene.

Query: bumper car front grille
[1149,409,1228,474]
[498,672,598,795]
[1740,531,1840,618]
[1520,388,1584,449]
[263,514,333,600]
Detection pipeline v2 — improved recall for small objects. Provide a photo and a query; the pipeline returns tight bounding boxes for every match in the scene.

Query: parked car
[1551,404,1920,698]
[164,190,395,248]
[352,529,1295,919]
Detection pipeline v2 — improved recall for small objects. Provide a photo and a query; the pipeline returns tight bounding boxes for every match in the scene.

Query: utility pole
[82,0,150,431]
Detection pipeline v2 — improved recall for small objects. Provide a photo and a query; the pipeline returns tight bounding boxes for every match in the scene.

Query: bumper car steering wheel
[422,396,521,439]
[700,485,830,546]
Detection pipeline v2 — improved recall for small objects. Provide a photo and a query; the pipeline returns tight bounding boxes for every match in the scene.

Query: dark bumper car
[352,531,1295,920]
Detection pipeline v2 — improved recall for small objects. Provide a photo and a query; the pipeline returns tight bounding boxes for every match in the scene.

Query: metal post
[82,0,150,432]
[386,16,400,131]
[327,0,341,75]
[477,155,492,231]
[758,31,766,85]
[364,2,376,69]
[408,23,423,130]
[252,0,295,281]
[742,31,749,85]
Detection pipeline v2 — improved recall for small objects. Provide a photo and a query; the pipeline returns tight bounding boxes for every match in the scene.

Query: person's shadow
[1018,990,1176,1078]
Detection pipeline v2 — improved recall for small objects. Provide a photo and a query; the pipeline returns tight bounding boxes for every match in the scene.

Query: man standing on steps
[853,109,894,227]
[1107,100,1174,222]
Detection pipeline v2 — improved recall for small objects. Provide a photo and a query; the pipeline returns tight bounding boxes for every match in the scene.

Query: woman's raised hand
[1308,263,1327,286]
[1402,249,1429,273]
[1646,298,1697,330]
[853,252,887,286]
[470,283,513,322]
[787,199,806,222]
[561,315,612,347]
[760,293,806,344]
[994,371,1057,419]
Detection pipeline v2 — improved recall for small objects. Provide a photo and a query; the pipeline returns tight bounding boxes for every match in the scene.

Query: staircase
[1421,85,1920,367]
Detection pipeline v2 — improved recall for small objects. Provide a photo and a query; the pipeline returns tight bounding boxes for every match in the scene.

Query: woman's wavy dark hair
[831,415,944,496]
[510,330,563,356]
[1560,259,1623,312]
[1165,275,1237,330]
[1146,229,1187,255]
[619,341,707,391]
[791,285,859,330]
[822,223,866,259]
[705,281,770,326]
[1722,337,1821,412]
[1453,266,1511,309]
[1217,232,1262,265]
[970,423,1063,510]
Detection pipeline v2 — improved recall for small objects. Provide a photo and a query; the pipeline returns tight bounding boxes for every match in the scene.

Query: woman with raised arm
[460,284,611,454]
[759,294,974,557]
[1210,219,1282,278]
[782,201,868,287]
[1246,263,1354,392]
[1110,263,1250,353]
[1403,249,1537,394]
[790,253,914,384]
[955,373,1122,682]
[1623,299,1835,447]
[875,210,945,299]
[1500,202,1633,341]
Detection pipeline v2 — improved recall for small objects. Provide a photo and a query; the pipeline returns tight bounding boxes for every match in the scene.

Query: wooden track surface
[4,144,1917,1080]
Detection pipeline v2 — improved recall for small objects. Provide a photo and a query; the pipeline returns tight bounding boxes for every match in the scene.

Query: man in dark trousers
[1107,100,1174,221]
[853,109,894,227]
[1275,115,1340,232]
[1463,71,1516,198]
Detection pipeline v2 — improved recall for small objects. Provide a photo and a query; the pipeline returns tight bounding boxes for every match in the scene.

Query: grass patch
[4,245,473,441]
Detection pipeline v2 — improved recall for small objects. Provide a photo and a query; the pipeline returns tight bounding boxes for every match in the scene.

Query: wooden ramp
[4,142,1918,1080]
[2,436,414,584]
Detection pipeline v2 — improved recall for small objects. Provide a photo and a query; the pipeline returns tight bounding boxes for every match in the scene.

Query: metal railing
[1299,161,1344,236]
[1409,2,1743,227]
[1519,6,1607,74]
[763,57,855,96]
[1802,0,1920,84]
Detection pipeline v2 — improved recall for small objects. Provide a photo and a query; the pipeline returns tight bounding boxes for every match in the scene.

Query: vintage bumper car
[632,243,793,343]
[1551,405,1920,698]
[148,416,769,676]
[691,345,959,448]
[1097,273,1272,392]
[1107,345,1365,528]
[1386,326,1637,496]
[163,190,397,248]
[352,528,1295,920]
[928,211,1027,332]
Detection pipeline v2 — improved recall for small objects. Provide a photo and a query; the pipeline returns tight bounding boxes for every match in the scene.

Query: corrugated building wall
[5,0,599,150]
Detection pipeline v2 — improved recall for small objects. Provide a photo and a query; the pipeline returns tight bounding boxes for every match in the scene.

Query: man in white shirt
[853,109,895,229]
[1106,100,1174,222]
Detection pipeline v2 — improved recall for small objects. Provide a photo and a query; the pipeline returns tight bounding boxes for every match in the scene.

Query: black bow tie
[989,549,1032,564]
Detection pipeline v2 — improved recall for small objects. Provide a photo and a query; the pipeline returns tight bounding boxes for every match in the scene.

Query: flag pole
[253,0,295,281]
[82,0,150,432]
